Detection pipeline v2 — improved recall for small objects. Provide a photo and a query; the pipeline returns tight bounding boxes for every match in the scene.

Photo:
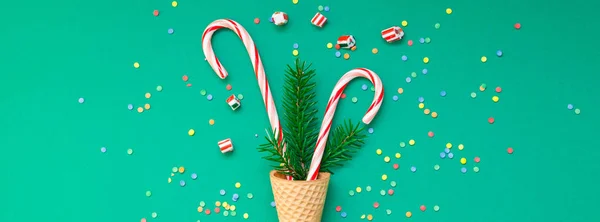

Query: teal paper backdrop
[1,0,599,222]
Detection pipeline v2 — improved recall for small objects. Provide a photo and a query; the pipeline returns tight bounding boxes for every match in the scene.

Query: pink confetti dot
[141,218,147,222]
[474,156,481,163]
[182,75,189,82]
[341,93,346,99]
[408,40,413,46]
[214,207,221,214]
[495,86,502,93]
[393,163,399,170]
[387,189,394,196]
[373,202,380,209]
[420,205,426,212]
[186,83,192,87]
[336,206,342,212]
[428,131,434,138]
[507,147,514,154]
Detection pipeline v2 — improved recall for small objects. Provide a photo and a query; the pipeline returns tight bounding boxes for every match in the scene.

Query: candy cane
[306,68,384,181]
[202,19,292,180]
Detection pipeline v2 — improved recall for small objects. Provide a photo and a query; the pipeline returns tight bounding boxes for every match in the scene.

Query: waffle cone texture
[270,170,331,222]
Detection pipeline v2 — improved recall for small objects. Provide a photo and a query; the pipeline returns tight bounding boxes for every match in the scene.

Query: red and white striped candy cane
[202,19,292,180]
[306,68,384,181]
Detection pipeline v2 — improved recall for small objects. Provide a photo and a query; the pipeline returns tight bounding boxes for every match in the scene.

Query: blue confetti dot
[324,6,330,11]
[392,95,399,101]
[361,84,368,90]
[341,212,347,218]
[269,17,273,23]
[293,43,299,49]
[567,104,574,110]
[232,197,239,202]
[220,189,226,195]
[419,38,425,44]
[418,97,424,103]
[406,77,412,83]
[410,166,417,172]
[127,104,133,110]
[444,148,450,153]
[401,55,408,61]
[496,50,503,57]
[422,68,428,75]
[168,28,174,34]
[461,167,467,173]
[368,128,374,134]
[448,153,454,159]
[207,94,213,101]
[440,152,446,158]
[180,180,186,187]
[270,201,276,207]
[100,147,107,153]
[191,173,198,180]
[335,51,341,57]
[78,98,85,104]
[233,193,239,199]
[440,91,447,97]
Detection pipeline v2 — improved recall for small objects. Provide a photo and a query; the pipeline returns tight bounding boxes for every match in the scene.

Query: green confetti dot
[399,142,406,148]
[199,201,206,207]
[370,86,375,91]
[434,164,440,170]
[366,186,372,192]
[318,5,324,11]
[386,209,392,215]
[200,89,207,96]
[223,211,229,217]
[247,193,254,199]
[127,148,133,155]
[425,37,431,43]
[411,72,417,78]
[156,85,163,92]
[237,94,244,100]
[151,212,157,218]
[433,205,440,211]
[380,190,386,196]
[473,166,480,173]
[390,181,397,187]
[575,108,581,115]
[435,23,441,29]
[480,83,487,89]
[470,92,477,98]
[145,191,152,197]
[231,211,237,217]
[172,167,178,173]
[349,190,355,196]
[351,97,358,103]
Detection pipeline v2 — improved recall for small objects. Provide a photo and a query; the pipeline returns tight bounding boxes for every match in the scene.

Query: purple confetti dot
[78,98,84,104]
[207,94,213,101]
[168,28,174,34]
[361,84,368,90]
[410,166,417,172]
[220,189,226,196]
[368,128,374,134]
[180,180,186,187]
[461,167,467,173]
[324,6,330,12]
[448,153,454,159]
[341,212,347,218]
[127,104,133,110]
[401,55,408,61]
[440,152,446,158]
[406,77,412,83]
[392,95,399,101]
[567,104,573,110]
[100,147,107,153]
[191,173,197,180]
[418,97,424,103]
[419,38,425,44]
[270,201,276,207]
[422,68,428,74]
[440,91,447,97]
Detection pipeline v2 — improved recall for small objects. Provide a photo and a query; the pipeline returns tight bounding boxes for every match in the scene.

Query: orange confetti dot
[351,46,357,51]
[182,75,189,82]
[431,111,438,118]
[424,109,431,115]
[178,166,185,173]
[405,211,412,218]
[397,88,404,94]
[335,44,341,50]
[144,103,151,110]
[209,119,215,125]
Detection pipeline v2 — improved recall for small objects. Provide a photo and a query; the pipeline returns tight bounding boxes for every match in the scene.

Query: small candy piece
[344,53,350,60]
[356,187,362,193]
[336,35,356,49]
[145,190,152,197]
[127,104,133,110]
[395,153,401,158]
[381,26,404,43]
[448,153,454,159]
[514,23,521,29]
[458,144,464,150]
[326,43,333,48]
[182,75,189,82]
[431,112,438,118]
[440,152,446,158]
[392,95,399,101]
[387,189,394,195]
[381,174,388,181]
[435,23,441,29]
[226,94,241,110]
[235,182,241,188]
[351,46,357,51]
[218,138,234,153]
[271,12,289,26]
[335,51,341,57]
[209,119,215,125]
[191,173,198,180]
[180,180,186,187]
[156,85,163,91]
[420,205,426,211]
[384,156,390,162]
[406,77,412,83]
[400,142,406,148]
[376,148,382,155]
[419,38,425,44]
[408,139,415,146]
[507,147,514,154]
[422,68,428,74]
[292,0,298,4]
[367,214,373,220]
[434,164,440,170]
[153,10,159,16]
[292,49,299,56]
[293,43,299,49]
[425,37,431,43]
[440,90,447,97]
[270,201,276,207]
[178,166,185,173]
[474,166,480,172]
[366,186,372,191]
[567,104,574,110]
[220,189,226,195]
[171,1,177,7]
[318,5,324,11]
[144,103,151,110]
[428,131,434,137]
[575,108,581,114]
[311,12,327,27]
[471,92,477,98]
[324,6,330,11]
[408,40,413,46]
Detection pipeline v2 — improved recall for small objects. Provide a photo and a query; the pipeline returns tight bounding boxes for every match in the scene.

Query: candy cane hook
[306,68,384,181]
[202,19,292,180]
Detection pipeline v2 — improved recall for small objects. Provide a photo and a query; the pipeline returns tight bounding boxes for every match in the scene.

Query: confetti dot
[419,103,425,109]
[405,211,412,218]
[145,190,152,197]
[361,84,368,91]
[180,180,186,186]
[336,206,342,212]
[409,139,415,146]
[324,6,330,12]
[425,37,431,43]
[335,44,341,50]
[422,68,428,75]
[153,10,159,16]
[349,190,355,196]
[495,86,502,93]
[488,117,495,124]
[292,0,298,4]
[344,53,350,60]
[434,164,440,170]
[448,153,454,159]
[402,20,408,26]
[127,148,133,155]
[481,56,487,63]
[235,182,241,188]
[381,174,388,181]
[191,173,197,180]
[395,153,401,158]
[372,48,378,54]
[168,28,174,34]
[418,97,424,103]
[401,55,408,61]
[220,189,226,195]
[226,84,232,91]
[387,189,394,196]
[243,213,249,219]
[178,166,185,174]
[419,38,425,44]
[366,186,372,191]
[492,96,499,102]
[340,212,347,218]
[334,51,341,58]
[445,148,450,153]
[247,193,254,199]
[461,167,467,173]
[392,95,399,101]
[367,214,373,221]
[209,119,215,125]
[356,187,362,193]
[460,157,467,165]
[440,152,446,158]
[575,108,581,114]
[376,149,382,155]
[182,75,189,82]
[406,77,412,83]
[292,43,299,49]
[473,166,480,172]
[141,218,146,222]
[133,62,140,68]
[411,72,417,78]
[435,23,441,29]
[351,97,358,103]
[431,112,438,118]
[172,167,178,173]
[470,92,477,98]
[144,103,151,110]
[514,23,521,29]
[420,205,426,211]
[428,131,435,138]
[410,166,417,172]
[351,46,357,51]
[497,50,503,57]
[397,88,404,94]
[423,57,430,64]
[188,129,195,136]
[373,202,380,208]
[270,201,276,207]
[318,5,323,11]
[384,156,390,162]
[434,205,440,211]
[292,49,299,56]
[507,147,514,154]
[408,40,413,46]
[458,144,464,150]
[127,104,133,110]
[399,142,406,148]
[171,1,177,7]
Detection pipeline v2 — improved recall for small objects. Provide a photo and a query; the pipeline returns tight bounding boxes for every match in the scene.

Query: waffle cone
[270,170,331,222]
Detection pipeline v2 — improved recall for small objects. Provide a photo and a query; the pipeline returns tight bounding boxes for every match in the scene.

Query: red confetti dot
[254,18,260,24]
[182,75,189,82]
[514,23,521,30]
[393,163,399,170]
[335,206,342,212]
[420,205,426,212]
[474,156,481,163]
[428,131,434,138]
[341,93,346,99]
[186,83,192,87]
[507,147,514,154]
[226,84,232,91]
[214,207,221,214]
[153,10,159,16]
[204,209,211,215]
[373,202,380,209]
[335,44,341,50]
[495,86,502,93]
[387,189,394,196]
[408,40,413,46]
[488,117,495,124]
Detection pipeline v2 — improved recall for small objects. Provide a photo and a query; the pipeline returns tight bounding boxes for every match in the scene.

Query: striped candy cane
[202,19,292,180]
[306,68,384,181]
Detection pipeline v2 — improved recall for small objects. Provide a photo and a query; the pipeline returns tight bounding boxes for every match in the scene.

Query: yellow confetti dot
[492,96,499,102]
[145,92,151,99]
[405,211,412,218]
[230,205,236,211]
[361,214,366,219]
[381,174,388,181]
[424,108,431,115]
[178,166,185,174]
[243,213,249,219]
[372,48,379,54]
[327,43,333,48]
[209,119,215,125]
[395,153,401,158]
[235,182,241,188]
[432,112,438,118]
[446,8,453,14]
[458,144,464,150]
[446,143,453,148]
[215,201,221,207]
[418,103,425,109]
[170,173,174,176]
[351,46,357,51]
[481,56,487,63]
[409,139,415,146]
[133,62,140,68]
[397,88,404,94]
[292,0,298,4]
[376,149,382,155]
[460,157,467,165]
[197,206,203,212]
[423,57,429,64]
[171,1,178,7]
[172,167,178,173]
[188,129,195,136]
[222,202,229,208]
[343,53,350,60]
[367,214,373,221]
[144,103,151,110]
[292,49,299,56]
[167,177,172,183]
[356,187,362,193]
[401,20,408,27]
[384,156,391,162]
[137,107,144,113]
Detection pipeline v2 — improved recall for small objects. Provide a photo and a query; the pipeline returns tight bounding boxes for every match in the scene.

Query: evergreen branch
[320,119,367,173]
[257,128,300,179]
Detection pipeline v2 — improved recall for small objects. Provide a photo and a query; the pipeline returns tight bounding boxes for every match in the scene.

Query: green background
[2,0,599,221]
